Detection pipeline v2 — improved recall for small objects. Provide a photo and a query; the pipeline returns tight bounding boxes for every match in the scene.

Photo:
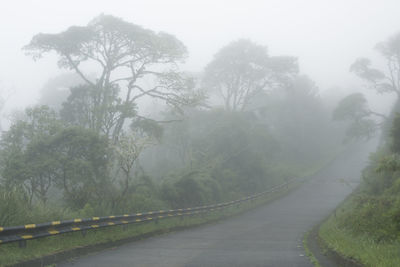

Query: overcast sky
[1,0,399,111]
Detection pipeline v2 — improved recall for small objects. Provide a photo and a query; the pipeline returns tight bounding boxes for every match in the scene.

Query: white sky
[0,0,399,111]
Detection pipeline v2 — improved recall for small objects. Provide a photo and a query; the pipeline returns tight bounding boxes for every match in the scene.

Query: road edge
[305,217,363,267]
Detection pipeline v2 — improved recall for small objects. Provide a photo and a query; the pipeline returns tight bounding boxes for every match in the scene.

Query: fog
[1,0,399,113]
[3,3,400,265]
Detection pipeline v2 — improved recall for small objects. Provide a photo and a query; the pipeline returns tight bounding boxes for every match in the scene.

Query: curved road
[60,141,376,267]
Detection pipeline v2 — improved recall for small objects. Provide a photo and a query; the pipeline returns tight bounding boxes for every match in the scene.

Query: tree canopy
[203,39,298,111]
[24,14,200,142]
[351,32,400,97]
[332,93,386,141]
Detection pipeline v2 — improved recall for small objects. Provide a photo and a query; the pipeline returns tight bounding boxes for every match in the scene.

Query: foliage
[0,106,62,205]
[328,106,400,245]
[333,93,369,121]
[332,93,385,141]
[49,126,111,209]
[25,14,200,142]
[0,16,347,229]
[203,39,298,111]
[0,185,30,226]
[390,113,400,153]
[38,73,86,110]
[351,32,400,97]
[320,211,400,267]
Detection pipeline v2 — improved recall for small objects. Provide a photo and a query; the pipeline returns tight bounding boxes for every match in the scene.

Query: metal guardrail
[0,179,295,247]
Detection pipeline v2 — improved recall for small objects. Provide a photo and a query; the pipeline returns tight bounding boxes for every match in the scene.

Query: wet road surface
[60,141,376,267]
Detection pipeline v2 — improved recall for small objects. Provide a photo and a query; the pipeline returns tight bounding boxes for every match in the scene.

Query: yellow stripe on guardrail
[25,224,36,229]
[0,180,295,247]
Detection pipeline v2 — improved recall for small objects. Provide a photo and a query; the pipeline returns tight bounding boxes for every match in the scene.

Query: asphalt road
[59,141,377,267]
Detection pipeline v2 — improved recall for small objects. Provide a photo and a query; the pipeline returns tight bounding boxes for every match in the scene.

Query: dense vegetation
[319,31,400,266]
[0,15,345,227]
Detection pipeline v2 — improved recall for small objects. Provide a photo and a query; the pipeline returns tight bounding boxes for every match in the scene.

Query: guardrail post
[18,239,27,248]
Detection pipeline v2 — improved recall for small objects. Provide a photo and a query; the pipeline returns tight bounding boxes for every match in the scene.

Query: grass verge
[319,196,400,267]
[303,231,322,267]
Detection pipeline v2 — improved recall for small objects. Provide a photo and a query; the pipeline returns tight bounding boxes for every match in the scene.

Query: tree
[112,118,161,202]
[390,113,400,153]
[333,93,385,140]
[203,39,298,111]
[0,105,110,208]
[0,83,13,132]
[350,32,400,98]
[0,106,62,205]
[24,14,200,142]
[333,93,385,121]
[49,127,110,209]
[261,75,332,161]
[38,73,88,110]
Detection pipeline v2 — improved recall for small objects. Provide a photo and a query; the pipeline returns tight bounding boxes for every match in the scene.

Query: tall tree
[351,32,400,98]
[24,14,199,142]
[38,73,88,110]
[203,39,298,111]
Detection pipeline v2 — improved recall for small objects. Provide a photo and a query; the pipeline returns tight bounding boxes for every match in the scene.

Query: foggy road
[59,141,376,267]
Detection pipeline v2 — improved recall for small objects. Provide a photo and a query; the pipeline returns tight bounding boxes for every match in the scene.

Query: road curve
[59,141,376,267]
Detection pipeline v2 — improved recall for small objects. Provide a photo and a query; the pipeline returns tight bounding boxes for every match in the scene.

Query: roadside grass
[319,197,400,267]
[302,231,322,267]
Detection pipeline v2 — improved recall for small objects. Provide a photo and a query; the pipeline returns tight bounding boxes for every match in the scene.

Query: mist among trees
[0,14,370,226]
